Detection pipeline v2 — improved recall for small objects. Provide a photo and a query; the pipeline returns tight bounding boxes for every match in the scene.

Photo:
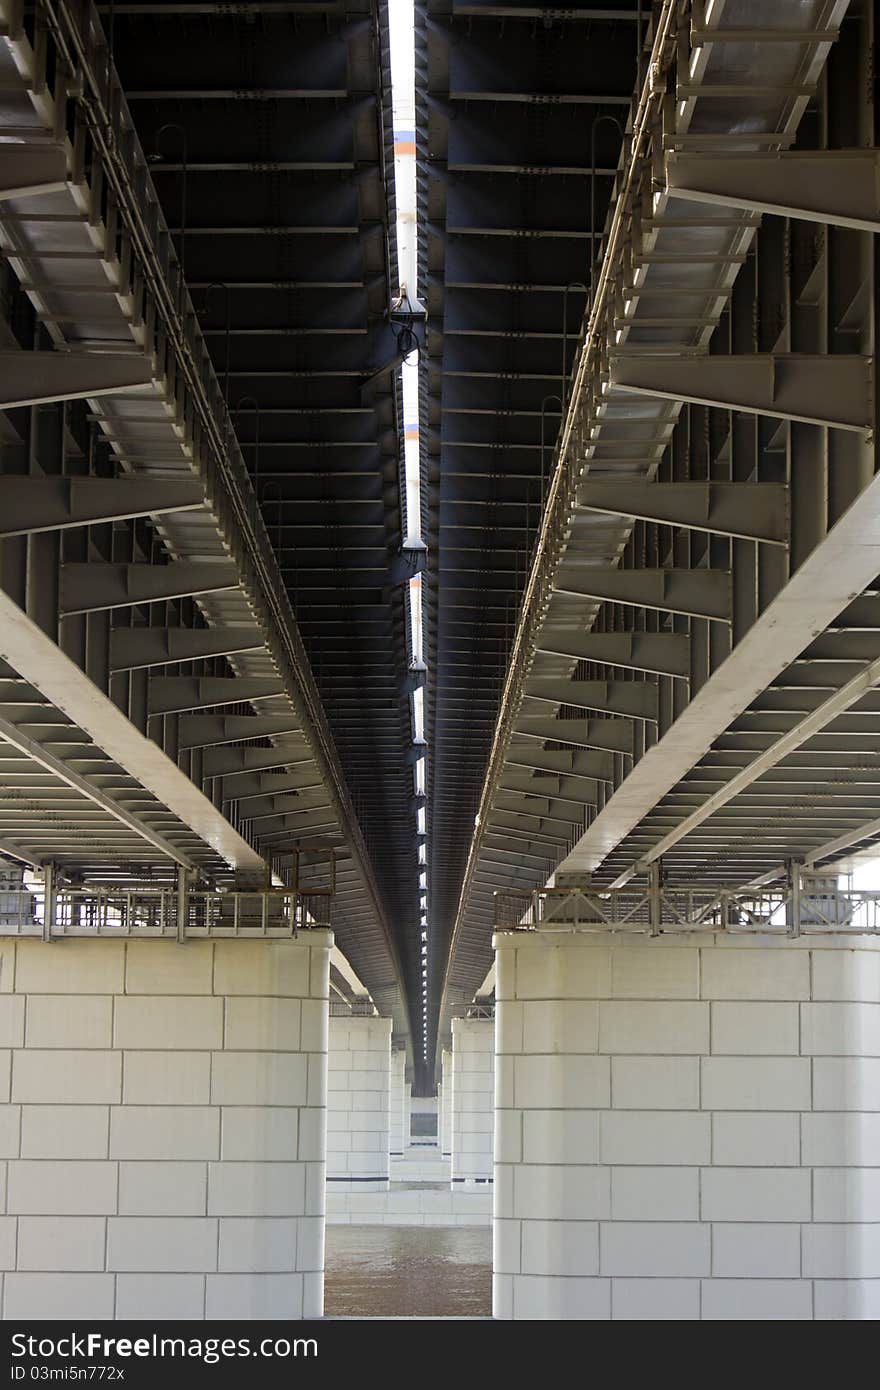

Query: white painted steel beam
[577,480,788,545]
[514,717,634,754]
[148,676,285,714]
[500,770,599,805]
[0,588,265,871]
[804,817,880,870]
[110,626,264,670]
[505,747,614,780]
[0,836,42,869]
[535,630,690,678]
[0,712,193,869]
[610,651,880,885]
[559,466,880,881]
[666,149,880,234]
[0,145,67,201]
[524,678,658,719]
[0,477,205,536]
[608,354,872,433]
[202,743,314,779]
[331,945,372,1001]
[554,566,730,621]
[0,352,153,409]
[61,561,240,614]
[177,714,301,750]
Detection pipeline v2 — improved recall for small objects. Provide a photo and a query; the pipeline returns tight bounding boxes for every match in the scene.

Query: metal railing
[464,1001,495,1020]
[329,998,377,1017]
[0,885,331,940]
[494,878,880,939]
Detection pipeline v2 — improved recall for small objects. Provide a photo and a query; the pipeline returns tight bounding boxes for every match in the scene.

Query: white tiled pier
[493,928,880,1320]
[0,934,331,1321]
[327,1015,392,1192]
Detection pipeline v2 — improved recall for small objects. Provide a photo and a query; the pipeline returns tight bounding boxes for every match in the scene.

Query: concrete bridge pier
[450,1018,494,1187]
[390,1048,407,1159]
[0,933,331,1321]
[440,1048,453,1162]
[493,928,880,1321]
[326,1016,392,1192]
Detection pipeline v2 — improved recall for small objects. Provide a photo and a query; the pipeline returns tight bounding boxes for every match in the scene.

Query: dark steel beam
[525,678,658,720]
[177,714,301,750]
[148,677,286,715]
[666,149,880,234]
[0,353,153,410]
[0,477,205,536]
[535,630,690,678]
[110,626,264,670]
[514,717,634,754]
[61,562,240,615]
[0,145,67,201]
[554,566,730,621]
[577,480,788,545]
[608,354,872,433]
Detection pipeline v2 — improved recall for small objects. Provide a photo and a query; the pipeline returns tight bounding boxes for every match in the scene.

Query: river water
[324,1225,492,1318]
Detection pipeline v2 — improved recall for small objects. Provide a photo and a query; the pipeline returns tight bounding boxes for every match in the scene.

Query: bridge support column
[440,1047,453,1160]
[450,1018,494,1186]
[0,933,331,1321]
[493,928,880,1321]
[389,1048,406,1159]
[403,1079,412,1149]
[327,1015,392,1191]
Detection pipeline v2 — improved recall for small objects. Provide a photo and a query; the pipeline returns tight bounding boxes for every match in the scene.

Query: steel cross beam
[148,677,286,715]
[0,836,42,869]
[577,480,788,546]
[534,630,691,678]
[554,566,731,621]
[0,477,205,536]
[0,713,193,869]
[524,678,659,720]
[0,353,153,409]
[558,462,880,882]
[611,652,880,887]
[666,149,880,234]
[0,145,68,201]
[0,588,265,872]
[110,627,265,670]
[60,561,241,615]
[607,354,873,433]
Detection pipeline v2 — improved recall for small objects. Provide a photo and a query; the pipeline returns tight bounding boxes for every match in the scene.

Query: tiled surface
[327,1017,392,1186]
[494,931,880,1320]
[0,935,331,1321]
[327,1179,489,1227]
[451,1018,494,1182]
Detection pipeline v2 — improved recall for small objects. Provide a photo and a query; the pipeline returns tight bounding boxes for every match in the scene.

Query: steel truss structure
[441,0,880,1045]
[493,870,880,939]
[2,0,879,1083]
[0,0,414,1035]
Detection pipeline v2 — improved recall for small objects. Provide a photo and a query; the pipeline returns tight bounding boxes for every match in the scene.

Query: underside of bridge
[0,0,877,1085]
[3,0,880,1330]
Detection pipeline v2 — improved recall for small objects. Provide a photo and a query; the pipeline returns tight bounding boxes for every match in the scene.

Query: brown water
[324,1225,492,1318]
